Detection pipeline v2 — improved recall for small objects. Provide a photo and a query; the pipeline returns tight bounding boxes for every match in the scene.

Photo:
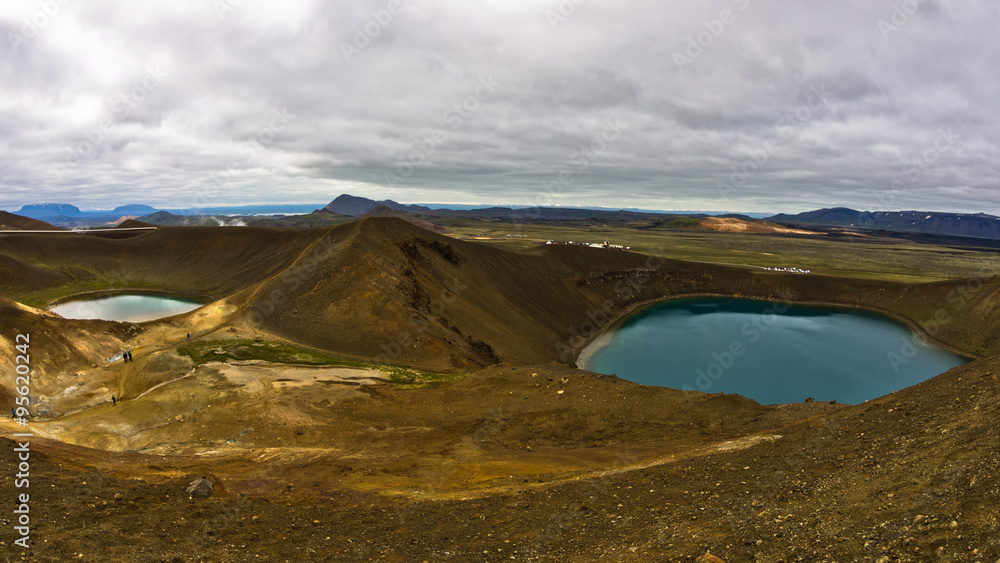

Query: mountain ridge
[770,207,1000,239]
[7,196,1000,239]
[0,210,59,230]
[323,194,433,216]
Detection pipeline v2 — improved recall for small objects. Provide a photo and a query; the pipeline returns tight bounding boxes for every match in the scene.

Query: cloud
[0,0,997,214]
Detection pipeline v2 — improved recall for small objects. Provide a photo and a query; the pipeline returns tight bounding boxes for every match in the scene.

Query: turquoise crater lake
[580,297,968,405]
[50,293,208,323]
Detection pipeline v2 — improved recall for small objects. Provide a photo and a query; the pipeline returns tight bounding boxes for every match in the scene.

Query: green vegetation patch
[175,339,460,385]
[178,339,347,366]
[660,217,701,229]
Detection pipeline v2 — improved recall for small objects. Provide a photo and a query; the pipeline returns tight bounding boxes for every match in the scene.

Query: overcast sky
[1,0,997,214]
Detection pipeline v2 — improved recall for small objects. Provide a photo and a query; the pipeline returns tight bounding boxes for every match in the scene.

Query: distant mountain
[769,207,862,224]
[324,194,433,216]
[111,204,157,216]
[12,203,164,227]
[769,208,1000,240]
[165,204,321,216]
[325,194,688,222]
[16,203,83,219]
[0,211,60,231]
[139,211,183,225]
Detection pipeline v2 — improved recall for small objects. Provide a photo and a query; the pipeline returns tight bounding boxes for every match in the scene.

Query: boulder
[185,477,213,499]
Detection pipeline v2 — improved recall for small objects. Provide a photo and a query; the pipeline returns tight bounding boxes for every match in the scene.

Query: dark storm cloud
[0,0,997,214]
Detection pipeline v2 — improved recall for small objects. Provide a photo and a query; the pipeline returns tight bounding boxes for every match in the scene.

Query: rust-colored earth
[1,217,999,561]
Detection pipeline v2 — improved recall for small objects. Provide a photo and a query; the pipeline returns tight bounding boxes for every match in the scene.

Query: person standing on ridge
[127,350,133,362]
[112,395,116,406]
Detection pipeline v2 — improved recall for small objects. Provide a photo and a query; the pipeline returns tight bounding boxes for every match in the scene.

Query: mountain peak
[16,203,83,218]
[323,194,432,217]
[111,204,157,214]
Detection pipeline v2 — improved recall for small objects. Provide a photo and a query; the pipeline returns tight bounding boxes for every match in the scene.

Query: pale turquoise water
[51,294,206,322]
[582,297,968,405]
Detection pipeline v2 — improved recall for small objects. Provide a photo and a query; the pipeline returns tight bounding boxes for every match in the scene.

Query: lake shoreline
[575,293,977,371]
[48,288,217,308]
[48,291,216,323]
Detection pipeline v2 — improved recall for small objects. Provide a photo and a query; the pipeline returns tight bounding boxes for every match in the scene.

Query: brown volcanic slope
[3,217,1000,374]
[0,224,328,299]
[3,358,999,561]
[0,210,58,230]
[698,216,817,235]
[242,217,1000,370]
[2,217,1000,561]
[238,217,663,370]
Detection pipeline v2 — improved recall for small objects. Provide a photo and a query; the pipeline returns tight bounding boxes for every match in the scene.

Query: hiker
[122,351,128,363]
[187,333,190,340]
[11,407,14,418]
[112,395,116,406]
[127,350,133,362]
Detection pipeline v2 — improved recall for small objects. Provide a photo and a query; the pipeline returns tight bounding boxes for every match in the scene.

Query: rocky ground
[2,354,999,562]
[2,218,999,562]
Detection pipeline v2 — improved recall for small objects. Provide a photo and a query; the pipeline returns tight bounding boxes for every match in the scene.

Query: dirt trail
[131,367,197,400]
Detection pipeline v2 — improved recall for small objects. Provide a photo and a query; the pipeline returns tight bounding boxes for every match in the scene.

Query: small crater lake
[580,297,969,405]
[50,293,209,323]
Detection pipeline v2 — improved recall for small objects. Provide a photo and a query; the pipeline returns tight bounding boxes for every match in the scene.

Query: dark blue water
[582,297,968,404]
